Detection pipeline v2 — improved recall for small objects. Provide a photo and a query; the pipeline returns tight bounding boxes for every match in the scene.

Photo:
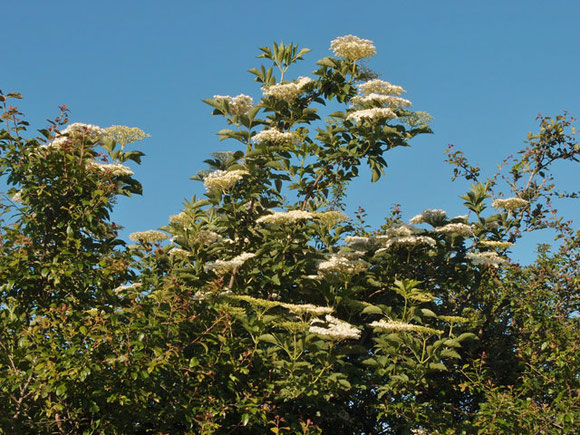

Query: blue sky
[3,0,579,263]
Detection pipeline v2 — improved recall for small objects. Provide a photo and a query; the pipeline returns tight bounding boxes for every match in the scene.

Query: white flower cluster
[40,136,71,150]
[382,224,425,238]
[169,248,191,257]
[358,80,405,96]
[450,215,469,223]
[369,319,442,335]
[256,210,314,225]
[262,77,312,103]
[281,302,334,317]
[377,235,437,252]
[345,236,382,251]
[203,169,249,192]
[466,251,508,268]
[330,35,376,61]
[62,123,105,140]
[88,162,134,177]
[410,209,447,225]
[317,252,369,277]
[479,240,514,249]
[309,314,361,340]
[252,129,296,146]
[113,282,143,293]
[169,212,188,224]
[205,252,256,274]
[129,230,170,243]
[196,230,224,245]
[351,94,412,108]
[346,107,397,124]
[213,94,254,115]
[434,223,473,237]
[492,197,529,211]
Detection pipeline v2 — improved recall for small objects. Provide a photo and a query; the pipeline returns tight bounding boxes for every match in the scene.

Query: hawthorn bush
[1,35,578,434]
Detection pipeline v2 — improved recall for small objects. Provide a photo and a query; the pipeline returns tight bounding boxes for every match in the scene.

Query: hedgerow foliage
[1,36,578,433]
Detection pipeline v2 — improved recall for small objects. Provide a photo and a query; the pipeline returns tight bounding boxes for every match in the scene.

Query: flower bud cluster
[129,230,170,243]
[466,251,507,267]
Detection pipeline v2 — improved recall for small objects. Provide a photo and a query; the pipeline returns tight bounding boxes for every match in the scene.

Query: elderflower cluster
[113,283,143,293]
[203,169,249,192]
[330,35,376,61]
[492,197,529,211]
[309,314,361,340]
[377,235,437,252]
[410,209,447,225]
[434,223,473,237]
[314,210,349,227]
[466,251,508,268]
[88,162,134,176]
[281,302,334,317]
[351,94,412,109]
[204,252,256,274]
[256,210,314,225]
[262,77,312,103]
[129,230,170,243]
[40,136,71,149]
[358,80,406,96]
[479,240,514,249]
[369,319,443,335]
[169,212,188,224]
[195,230,224,245]
[346,108,397,123]
[345,235,383,251]
[317,252,369,277]
[252,129,296,146]
[169,248,191,257]
[104,126,149,146]
[62,123,105,140]
[213,94,254,115]
[438,315,470,324]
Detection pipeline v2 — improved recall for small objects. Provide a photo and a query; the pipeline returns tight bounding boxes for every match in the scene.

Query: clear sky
[3,0,579,264]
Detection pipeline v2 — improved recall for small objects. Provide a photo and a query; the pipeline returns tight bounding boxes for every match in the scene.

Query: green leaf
[258,334,278,345]
[361,305,383,315]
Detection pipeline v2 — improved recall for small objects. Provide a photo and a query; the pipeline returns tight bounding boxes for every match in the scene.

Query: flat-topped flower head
[317,252,369,277]
[376,235,437,252]
[309,314,361,340]
[346,108,397,124]
[314,210,349,227]
[88,162,134,177]
[434,223,473,237]
[203,169,249,192]
[370,319,443,335]
[129,230,170,243]
[262,77,312,103]
[205,252,256,275]
[104,126,149,146]
[257,210,314,225]
[358,80,405,96]
[281,302,334,317]
[479,240,514,250]
[466,251,508,268]
[492,197,529,211]
[351,94,412,109]
[213,94,254,115]
[409,209,447,225]
[252,129,296,146]
[62,123,105,141]
[330,35,376,61]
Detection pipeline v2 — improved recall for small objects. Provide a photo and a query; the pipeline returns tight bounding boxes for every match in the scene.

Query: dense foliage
[1,36,578,434]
